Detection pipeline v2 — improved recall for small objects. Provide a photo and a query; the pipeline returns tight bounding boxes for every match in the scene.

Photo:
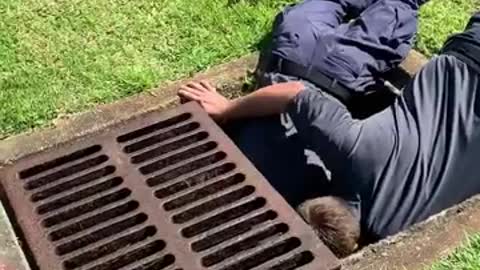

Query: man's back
[355,55,480,238]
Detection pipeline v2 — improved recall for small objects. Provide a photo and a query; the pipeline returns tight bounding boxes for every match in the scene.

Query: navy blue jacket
[270,0,421,92]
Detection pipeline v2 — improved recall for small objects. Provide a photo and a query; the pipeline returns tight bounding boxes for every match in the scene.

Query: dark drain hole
[25,155,109,190]
[63,226,157,269]
[117,113,191,143]
[42,188,132,227]
[37,177,123,214]
[132,131,209,164]
[125,122,201,154]
[86,240,167,270]
[140,142,218,175]
[89,240,169,270]
[31,166,116,202]
[56,213,148,255]
[130,254,176,270]
[19,145,102,179]
[182,197,267,238]
[172,185,255,224]
[202,223,289,267]
[164,173,245,211]
[220,237,302,270]
[147,152,227,187]
[268,251,315,270]
[155,163,236,199]
[49,201,139,241]
[192,210,278,252]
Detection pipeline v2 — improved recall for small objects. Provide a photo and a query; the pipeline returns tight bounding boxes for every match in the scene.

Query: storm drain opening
[0,102,339,270]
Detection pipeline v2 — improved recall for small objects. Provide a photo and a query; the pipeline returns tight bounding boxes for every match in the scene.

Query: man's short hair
[297,196,361,258]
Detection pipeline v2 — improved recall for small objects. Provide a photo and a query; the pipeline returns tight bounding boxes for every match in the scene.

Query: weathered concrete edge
[0,53,258,165]
[0,201,31,270]
[343,194,480,270]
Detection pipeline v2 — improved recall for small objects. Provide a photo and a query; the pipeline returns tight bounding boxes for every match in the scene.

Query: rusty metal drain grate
[0,102,339,270]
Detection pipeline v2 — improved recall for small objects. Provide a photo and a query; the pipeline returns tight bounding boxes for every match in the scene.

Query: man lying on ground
[179,0,442,257]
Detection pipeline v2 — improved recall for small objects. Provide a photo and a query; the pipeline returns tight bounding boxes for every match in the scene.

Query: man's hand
[178,80,232,122]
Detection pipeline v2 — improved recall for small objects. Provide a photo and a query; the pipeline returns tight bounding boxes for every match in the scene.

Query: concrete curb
[0,203,30,270]
[343,194,480,270]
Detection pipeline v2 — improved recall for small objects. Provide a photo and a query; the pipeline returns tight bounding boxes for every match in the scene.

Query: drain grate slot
[129,254,177,270]
[42,188,131,227]
[31,166,117,202]
[181,197,267,238]
[132,131,209,164]
[37,177,124,214]
[117,113,192,143]
[163,173,245,211]
[85,240,167,270]
[55,213,148,255]
[146,152,227,187]
[191,210,278,252]
[19,145,102,179]
[25,155,109,190]
[125,122,202,155]
[139,142,218,175]
[155,163,236,199]
[49,200,140,241]
[172,185,256,224]
[220,237,302,270]
[202,223,290,267]
[268,251,315,270]
[0,103,338,270]
[63,226,158,269]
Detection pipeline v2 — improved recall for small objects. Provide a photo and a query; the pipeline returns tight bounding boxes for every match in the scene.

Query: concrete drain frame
[0,102,339,270]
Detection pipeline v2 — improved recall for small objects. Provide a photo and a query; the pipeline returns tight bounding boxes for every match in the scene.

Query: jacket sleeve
[286,89,395,180]
[286,89,362,177]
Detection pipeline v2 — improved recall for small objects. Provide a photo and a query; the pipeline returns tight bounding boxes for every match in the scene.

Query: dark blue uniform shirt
[284,12,480,238]
[232,2,480,240]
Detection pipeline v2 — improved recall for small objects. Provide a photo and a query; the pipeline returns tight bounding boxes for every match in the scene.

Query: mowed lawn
[0,0,478,137]
[430,234,480,270]
[0,0,292,136]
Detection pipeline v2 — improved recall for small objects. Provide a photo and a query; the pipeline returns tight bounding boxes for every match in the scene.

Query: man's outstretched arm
[178,80,367,177]
[178,80,304,122]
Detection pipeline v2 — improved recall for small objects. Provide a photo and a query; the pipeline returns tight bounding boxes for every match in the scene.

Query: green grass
[430,234,480,270]
[0,0,478,136]
[0,0,293,136]
[417,0,480,56]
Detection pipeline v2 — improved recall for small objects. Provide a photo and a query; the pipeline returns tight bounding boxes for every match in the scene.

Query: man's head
[297,196,360,258]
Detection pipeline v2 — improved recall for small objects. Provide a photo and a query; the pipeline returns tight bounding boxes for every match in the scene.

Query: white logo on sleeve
[280,112,298,137]
[280,113,332,181]
[304,149,332,181]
